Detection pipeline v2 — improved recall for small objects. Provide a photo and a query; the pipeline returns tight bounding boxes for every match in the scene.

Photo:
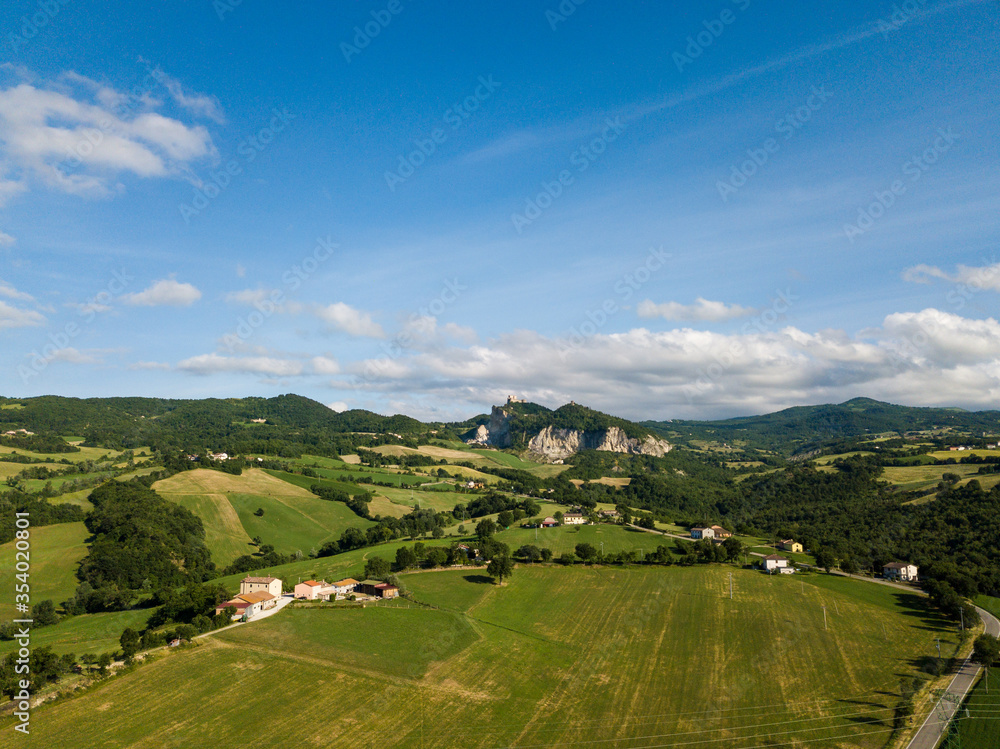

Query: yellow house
[778,540,803,553]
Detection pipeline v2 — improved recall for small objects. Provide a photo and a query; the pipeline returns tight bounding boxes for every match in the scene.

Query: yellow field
[153,468,316,498]
[928,449,1000,460]
[7,566,957,749]
[0,461,63,479]
[0,444,120,462]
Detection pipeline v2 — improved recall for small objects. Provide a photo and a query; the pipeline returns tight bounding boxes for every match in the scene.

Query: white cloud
[177,353,303,377]
[443,322,479,344]
[0,299,44,328]
[226,288,275,305]
[311,356,340,375]
[315,302,385,338]
[48,347,101,364]
[0,230,15,247]
[0,72,217,204]
[124,279,201,307]
[336,309,1000,420]
[144,65,226,124]
[129,361,171,370]
[902,262,1000,292]
[327,401,349,413]
[637,297,757,322]
[0,279,33,301]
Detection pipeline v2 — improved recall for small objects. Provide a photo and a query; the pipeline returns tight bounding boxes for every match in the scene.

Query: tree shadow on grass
[463,574,495,585]
[891,591,953,631]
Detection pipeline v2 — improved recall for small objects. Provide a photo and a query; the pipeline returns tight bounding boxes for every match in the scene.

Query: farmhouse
[779,540,803,553]
[541,517,559,527]
[883,562,919,582]
[215,598,252,619]
[215,591,277,619]
[761,554,791,573]
[599,509,619,519]
[690,527,715,540]
[240,575,283,599]
[294,580,328,600]
[709,525,732,539]
[330,578,360,596]
[563,512,587,525]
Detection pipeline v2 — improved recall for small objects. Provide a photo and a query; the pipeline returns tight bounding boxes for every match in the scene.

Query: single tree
[32,599,60,627]
[973,634,1000,692]
[487,555,514,585]
[575,543,598,562]
[395,546,417,571]
[119,627,140,659]
[364,556,391,580]
[476,518,497,542]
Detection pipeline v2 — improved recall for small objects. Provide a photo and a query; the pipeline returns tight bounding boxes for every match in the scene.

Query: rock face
[466,406,671,460]
[466,406,513,448]
[526,426,671,460]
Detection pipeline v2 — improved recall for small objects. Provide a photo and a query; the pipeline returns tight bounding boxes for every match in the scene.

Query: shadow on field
[837,699,892,726]
[463,574,495,585]
[891,592,952,631]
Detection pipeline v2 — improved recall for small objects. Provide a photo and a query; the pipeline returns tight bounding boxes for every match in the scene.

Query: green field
[4,565,955,748]
[953,669,1000,748]
[0,522,89,619]
[496,522,675,557]
[0,607,153,659]
[154,469,374,564]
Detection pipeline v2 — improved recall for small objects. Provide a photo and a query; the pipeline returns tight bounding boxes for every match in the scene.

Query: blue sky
[1,0,999,421]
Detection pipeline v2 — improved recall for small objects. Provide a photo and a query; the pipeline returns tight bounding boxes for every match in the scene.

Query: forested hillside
[646,397,1000,454]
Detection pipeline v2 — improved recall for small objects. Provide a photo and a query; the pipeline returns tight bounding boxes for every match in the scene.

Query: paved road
[905,603,1000,749]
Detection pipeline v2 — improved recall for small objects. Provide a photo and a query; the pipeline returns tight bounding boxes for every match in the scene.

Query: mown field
[0,521,89,620]
[881,463,983,492]
[3,565,955,748]
[953,668,1000,748]
[154,469,374,564]
[496,522,676,558]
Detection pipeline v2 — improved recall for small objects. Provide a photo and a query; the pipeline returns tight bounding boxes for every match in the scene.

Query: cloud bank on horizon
[1,1,998,421]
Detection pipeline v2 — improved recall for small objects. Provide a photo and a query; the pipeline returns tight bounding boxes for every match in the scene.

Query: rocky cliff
[465,404,671,460]
[526,425,671,460]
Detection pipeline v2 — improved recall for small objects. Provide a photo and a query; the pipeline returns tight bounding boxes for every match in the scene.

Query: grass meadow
[3,565,955,749]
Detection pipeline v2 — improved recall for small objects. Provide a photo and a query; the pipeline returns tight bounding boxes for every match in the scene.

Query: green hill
[646,398,1000,454]
[455,399,653,448]
[0,394,425,451]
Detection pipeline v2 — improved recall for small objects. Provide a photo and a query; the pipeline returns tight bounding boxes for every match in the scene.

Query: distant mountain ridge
[0,394,424,438]
[644,397,1000,454]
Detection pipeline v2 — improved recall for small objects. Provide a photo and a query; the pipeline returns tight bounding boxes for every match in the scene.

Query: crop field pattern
[153,469,373,563]
[8,566,951,748]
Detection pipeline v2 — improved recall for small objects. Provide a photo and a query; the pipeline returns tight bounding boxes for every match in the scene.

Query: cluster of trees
[0,647,77,699]
[316,507,452,559]
[454,493,540,522]
[310,484,372,518]
[0,433,80,453]
[69,482,215,612]
[0,489,85,545]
